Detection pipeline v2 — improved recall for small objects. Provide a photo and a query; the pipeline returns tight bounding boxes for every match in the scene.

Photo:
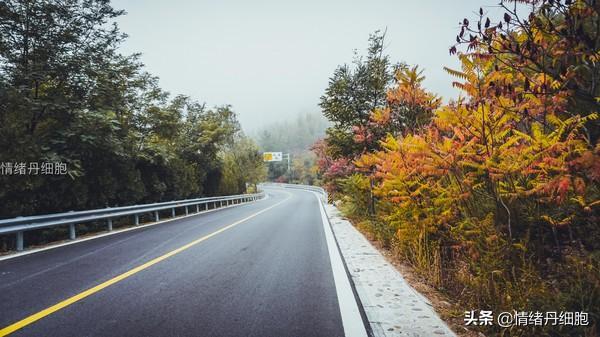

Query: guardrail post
[1,193,264,253]
[69,224,76,240]
[16,231,24,251]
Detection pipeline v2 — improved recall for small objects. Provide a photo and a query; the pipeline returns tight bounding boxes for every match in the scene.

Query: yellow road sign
[263,152,282,162]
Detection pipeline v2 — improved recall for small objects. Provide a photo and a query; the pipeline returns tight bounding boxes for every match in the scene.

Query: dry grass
[354,218,485,337]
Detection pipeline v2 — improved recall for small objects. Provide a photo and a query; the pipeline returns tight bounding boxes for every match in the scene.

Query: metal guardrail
[0,192,265,251]
[259,183,328,203]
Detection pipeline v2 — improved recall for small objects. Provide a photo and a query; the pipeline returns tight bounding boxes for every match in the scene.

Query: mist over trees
[254,112,329,153]
[0,0,264,218]
[252,112,328,184]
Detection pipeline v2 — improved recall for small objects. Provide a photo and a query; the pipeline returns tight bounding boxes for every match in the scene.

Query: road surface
[0,187,364,336]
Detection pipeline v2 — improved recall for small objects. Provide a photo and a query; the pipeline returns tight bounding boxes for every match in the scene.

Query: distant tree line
[0,0,265,218]
[254,112,329,153]
[253,112,328,183]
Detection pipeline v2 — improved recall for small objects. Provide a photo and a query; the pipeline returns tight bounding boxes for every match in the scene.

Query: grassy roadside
[334,197,598,337]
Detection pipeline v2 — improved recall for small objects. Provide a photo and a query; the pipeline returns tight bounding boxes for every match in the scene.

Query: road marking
[315,193,369,337]
[0,193,289,337]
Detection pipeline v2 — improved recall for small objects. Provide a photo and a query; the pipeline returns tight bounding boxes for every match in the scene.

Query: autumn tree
[315,2,600,335]
[353,65,442,149]
[450,0,600,144]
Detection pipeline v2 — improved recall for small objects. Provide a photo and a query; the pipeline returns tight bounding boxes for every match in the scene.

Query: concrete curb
[325,204,457,337]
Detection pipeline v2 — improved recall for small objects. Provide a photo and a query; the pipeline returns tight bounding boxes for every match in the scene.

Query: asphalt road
[0,187,356,337]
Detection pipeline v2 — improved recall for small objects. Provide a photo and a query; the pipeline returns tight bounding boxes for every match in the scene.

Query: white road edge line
[315,192,369,337]
[0,194,270,262]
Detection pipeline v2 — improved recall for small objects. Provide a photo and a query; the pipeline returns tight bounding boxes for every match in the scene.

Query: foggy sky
[112,0,503,132]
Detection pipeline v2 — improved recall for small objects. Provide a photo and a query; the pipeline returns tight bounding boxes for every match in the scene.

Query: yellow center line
[0,192,290,336]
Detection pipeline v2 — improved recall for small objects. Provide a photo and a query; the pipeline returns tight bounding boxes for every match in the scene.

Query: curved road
[0,187,365,336]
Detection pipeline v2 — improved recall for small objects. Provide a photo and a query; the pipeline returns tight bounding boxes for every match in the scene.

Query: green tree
[319,30,397,158]
[0,0,260,221]
[219,135,266,195]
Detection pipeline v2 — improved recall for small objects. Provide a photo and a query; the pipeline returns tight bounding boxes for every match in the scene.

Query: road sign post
[283,153,290,172]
